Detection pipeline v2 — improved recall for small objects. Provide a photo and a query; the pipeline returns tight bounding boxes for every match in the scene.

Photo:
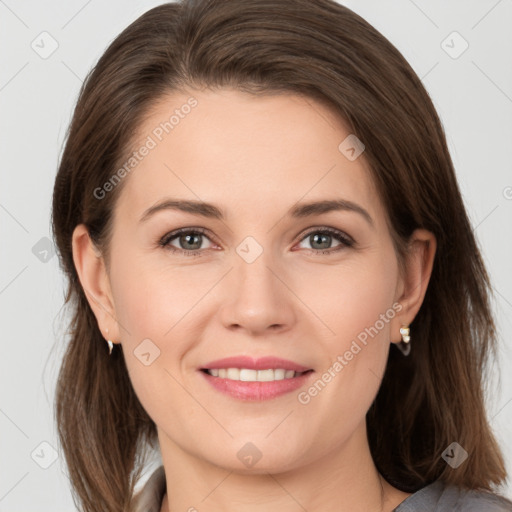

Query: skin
[73,88,436,512]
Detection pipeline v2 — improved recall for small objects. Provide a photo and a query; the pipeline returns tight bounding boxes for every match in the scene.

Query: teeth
[227,368,239,380]
[206,368,301,381]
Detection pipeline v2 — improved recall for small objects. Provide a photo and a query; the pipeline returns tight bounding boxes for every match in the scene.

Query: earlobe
[71,224,121,343]
[391,228,436,343]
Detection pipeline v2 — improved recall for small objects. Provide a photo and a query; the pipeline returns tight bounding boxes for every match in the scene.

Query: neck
[157,420,411,512]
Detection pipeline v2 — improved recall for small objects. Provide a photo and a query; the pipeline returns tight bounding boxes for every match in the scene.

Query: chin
[200,437,307,475]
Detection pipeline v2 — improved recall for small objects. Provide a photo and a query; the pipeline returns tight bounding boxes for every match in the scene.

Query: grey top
[132,465,512,512]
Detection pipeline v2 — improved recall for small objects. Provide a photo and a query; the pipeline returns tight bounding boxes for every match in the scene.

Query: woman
[51,1,512,511]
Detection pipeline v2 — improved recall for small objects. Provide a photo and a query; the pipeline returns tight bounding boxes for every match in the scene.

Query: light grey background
[1,0,511,510]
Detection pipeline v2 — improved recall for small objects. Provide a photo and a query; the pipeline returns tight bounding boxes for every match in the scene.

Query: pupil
[181,233,201,250]
[311,233,330,250]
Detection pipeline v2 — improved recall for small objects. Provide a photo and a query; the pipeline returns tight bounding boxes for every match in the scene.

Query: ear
[71,224,121,345]
[390,228,436,343]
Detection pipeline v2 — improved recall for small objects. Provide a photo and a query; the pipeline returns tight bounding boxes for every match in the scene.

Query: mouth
[198,356,315,400]
[199,368,314,400]
[200,368,313,381]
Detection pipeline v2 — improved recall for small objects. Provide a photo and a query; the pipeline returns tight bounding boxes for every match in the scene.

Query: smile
[202,368,310,381]
[199,368,314,400]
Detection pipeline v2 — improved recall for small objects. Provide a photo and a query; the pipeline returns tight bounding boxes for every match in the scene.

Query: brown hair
[51,1,510,510]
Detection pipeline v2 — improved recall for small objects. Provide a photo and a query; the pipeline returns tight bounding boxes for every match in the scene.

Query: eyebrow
[139,198,374,227]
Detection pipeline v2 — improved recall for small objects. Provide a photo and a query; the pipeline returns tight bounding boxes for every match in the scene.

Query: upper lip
[201,356,312,372]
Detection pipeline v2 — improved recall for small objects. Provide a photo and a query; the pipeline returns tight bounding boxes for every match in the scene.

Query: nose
[218,247,297,336]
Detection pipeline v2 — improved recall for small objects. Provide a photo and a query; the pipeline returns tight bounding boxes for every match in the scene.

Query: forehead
[115,88,384,226]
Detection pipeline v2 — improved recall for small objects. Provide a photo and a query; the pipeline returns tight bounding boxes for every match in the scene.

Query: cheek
[293,249,398,348]
[109,247,204,343]
[108,259,199,426]
[294,250,398,412]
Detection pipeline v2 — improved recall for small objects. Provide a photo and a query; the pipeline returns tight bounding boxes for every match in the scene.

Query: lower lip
[199,370,314,401]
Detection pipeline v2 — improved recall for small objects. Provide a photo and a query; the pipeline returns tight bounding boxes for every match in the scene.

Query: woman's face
[93,88,410,472]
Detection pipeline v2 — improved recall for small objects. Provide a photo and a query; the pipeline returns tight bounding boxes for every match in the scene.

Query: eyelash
[158,226,355,257]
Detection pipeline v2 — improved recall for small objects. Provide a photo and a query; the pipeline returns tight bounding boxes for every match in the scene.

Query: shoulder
[456,488,512,511]
[394,480,512,511]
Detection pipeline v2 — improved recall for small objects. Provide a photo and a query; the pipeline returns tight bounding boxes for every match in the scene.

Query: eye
[159,227,216,255]
[158,226,355,257]
[296,227,354,254]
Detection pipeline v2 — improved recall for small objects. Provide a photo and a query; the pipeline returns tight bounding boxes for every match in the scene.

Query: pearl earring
[398,325,411,356]
[105,328,114,355]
